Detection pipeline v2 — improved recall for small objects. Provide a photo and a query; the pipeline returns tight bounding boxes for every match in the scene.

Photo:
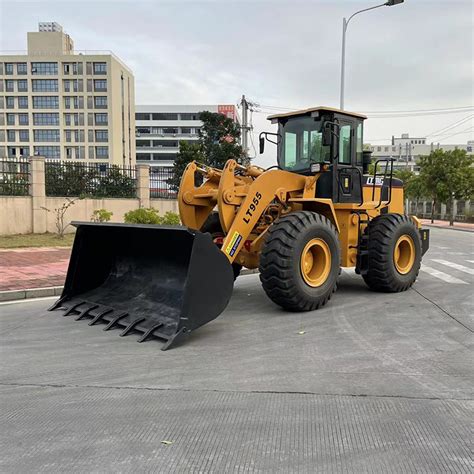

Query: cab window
[338,125,351,164]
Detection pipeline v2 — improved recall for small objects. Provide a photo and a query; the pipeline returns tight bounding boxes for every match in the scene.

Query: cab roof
[267,106,367,121]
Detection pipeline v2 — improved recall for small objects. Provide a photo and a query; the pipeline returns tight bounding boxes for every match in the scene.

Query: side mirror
[259,135,265,154]
[322,124,332,147]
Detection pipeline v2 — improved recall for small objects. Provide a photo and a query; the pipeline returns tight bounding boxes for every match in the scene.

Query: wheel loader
[50,106,429,349]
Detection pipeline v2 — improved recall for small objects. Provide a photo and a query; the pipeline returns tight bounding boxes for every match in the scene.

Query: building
[136,104,238,167]
[0,22,135,166]
[367,133,473,172]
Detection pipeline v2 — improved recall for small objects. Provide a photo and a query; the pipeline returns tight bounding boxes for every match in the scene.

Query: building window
[31,62,58,75]
[18,97,28,109]
[19,130,29,142]
[135,113,150,120]
[17,80,28,92]
[95,130,108,142]
[137,153,151,161]
[33,129,60,142]
[33,113,59,126]
[33,96,58,109]
[5,80,14,92]
[5,63,14,75]
[94,113,108,125]
[153,140,178,148]
[179,113,200,120]
[95,146,109,159]
[18,114,29,125]
[32,79,59,92]
[17,63,27,75]
[163,128,178,134]
[93,62,107,75]
[34,146,60,159]
[181,127,191,134]
[152,153,177,161]
[6,97,15,109]
[152,113,178,120]
[6,114,15,126]
[94,96,108,109]
[7,130,15,142]
[94,79,107,91]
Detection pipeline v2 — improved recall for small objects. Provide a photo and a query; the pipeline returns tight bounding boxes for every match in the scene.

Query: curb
[0,286,63,303]
[422,224,474,233]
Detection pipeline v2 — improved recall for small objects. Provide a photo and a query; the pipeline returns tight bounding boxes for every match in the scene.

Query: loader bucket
[49,222,234,350]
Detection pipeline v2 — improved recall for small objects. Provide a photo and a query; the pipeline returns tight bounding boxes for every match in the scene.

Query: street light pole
[339,0,404,110]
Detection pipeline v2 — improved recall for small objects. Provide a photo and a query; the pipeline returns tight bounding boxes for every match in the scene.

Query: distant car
[150,177,177,199]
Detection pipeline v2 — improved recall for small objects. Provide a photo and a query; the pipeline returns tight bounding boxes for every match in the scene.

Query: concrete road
[1,227,473,473]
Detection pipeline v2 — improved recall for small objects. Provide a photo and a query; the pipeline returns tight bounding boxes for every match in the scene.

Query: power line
[432,127,474,142]
[425,114,474,137]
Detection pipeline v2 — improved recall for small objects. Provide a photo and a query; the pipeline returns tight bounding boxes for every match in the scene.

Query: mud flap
[49,222,234,350]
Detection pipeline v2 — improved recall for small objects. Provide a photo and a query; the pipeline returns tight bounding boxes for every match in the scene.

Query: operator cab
[261,106,367,204]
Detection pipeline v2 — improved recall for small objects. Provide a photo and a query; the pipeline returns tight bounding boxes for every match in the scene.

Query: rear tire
[362,214,421,292]
[259,211,340,311]
[201,212,242,279]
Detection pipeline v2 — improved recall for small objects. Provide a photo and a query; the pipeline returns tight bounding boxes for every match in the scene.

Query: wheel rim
[300,238,332,287]
[394,235,415,274]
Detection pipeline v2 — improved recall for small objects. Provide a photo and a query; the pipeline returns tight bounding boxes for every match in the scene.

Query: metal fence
[0,157,30,196]
[45,161,137,198]
[150,166,177,199]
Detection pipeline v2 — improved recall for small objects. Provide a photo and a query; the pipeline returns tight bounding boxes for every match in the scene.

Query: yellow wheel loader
[50,107,429,349]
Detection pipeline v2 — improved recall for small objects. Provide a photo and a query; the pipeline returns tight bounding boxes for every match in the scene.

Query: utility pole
[240,95,258,166]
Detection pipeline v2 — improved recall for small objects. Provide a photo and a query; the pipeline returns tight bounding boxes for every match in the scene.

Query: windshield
[278,116,331,172]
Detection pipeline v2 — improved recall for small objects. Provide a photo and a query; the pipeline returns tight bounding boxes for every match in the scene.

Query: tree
[418,149,473,225]
[168,141,204,191]
[198,111,244,168]
[169,111,244,190]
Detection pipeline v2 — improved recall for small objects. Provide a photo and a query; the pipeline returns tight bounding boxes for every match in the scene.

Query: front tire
[362,214,421,292]
[259,211,340,311]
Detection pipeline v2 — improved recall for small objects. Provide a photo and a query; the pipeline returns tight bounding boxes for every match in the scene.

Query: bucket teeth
[120,318,146,337]
[74,304,99,321]
[103,311,129,331]
[88,308,113,326]
[64,301,88,317]
[137,323,164,343]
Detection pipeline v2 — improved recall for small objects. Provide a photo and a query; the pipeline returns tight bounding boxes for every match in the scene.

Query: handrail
[371,158,394,209]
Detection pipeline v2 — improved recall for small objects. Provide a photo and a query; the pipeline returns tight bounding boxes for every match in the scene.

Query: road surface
[1,227,472,472]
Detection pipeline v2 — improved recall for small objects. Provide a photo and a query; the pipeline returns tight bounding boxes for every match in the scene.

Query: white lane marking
[431,259,474,276]
[420,265,468,284]
[467,260,474,264]
[437,246,450,250]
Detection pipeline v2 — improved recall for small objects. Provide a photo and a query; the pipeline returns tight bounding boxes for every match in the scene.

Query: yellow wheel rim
[394,235,415,274]
[300,238,332,287]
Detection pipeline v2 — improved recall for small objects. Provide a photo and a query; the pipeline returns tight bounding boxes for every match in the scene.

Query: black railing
[0,157,30,196]
[150,166,177,199]
[45,161,136,198]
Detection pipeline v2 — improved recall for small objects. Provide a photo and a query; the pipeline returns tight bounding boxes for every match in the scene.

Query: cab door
[334,119,363,204]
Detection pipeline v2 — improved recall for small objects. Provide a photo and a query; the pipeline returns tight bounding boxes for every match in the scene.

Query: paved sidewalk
[0,247,70,292]
[420,218,474,232]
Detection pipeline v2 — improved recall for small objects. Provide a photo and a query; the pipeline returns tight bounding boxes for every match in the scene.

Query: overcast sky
[1,0,472,166]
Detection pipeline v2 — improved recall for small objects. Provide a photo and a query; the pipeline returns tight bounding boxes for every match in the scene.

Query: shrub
[160,211,180,225]
[123,208,180,225]
[91,209,113,223]
[124,208,161,224]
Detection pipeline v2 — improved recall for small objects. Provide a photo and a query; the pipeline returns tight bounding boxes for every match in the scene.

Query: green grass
[0,233,75,249]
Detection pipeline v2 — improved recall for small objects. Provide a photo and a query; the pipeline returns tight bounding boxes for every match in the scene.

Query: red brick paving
[420,219,474,232]
[0,247,71,291]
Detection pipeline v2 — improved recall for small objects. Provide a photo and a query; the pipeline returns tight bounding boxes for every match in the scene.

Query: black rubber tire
[259,211,340,311]
[200,212,242,279]
[362,214,421,292]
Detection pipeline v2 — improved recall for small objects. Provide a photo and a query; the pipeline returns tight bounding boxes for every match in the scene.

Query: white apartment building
[0,22,135,166]
[136,104,238,167]
[367,133,473,172]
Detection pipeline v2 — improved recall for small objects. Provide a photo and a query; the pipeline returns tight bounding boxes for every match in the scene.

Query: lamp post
[339,0,404,110]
